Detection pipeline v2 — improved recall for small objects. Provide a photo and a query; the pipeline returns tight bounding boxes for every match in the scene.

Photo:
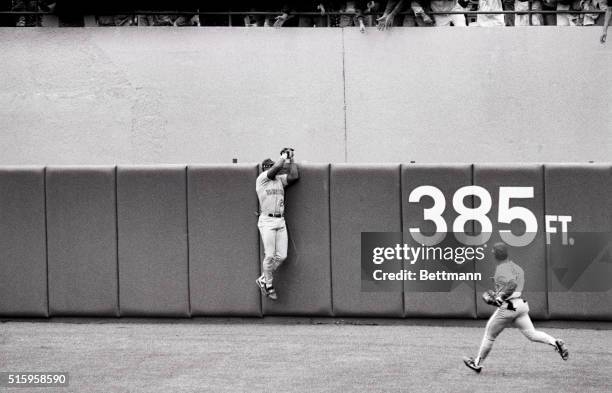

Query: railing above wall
[0,10,606,15]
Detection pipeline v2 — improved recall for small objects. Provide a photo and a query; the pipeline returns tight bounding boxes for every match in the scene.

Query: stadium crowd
[1,0,610,30]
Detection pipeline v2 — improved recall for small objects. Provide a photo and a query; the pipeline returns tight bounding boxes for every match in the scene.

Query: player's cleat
[266,285,278,300]
[555,339,569,361]
[462,357,482,373]
[255,276,269,297]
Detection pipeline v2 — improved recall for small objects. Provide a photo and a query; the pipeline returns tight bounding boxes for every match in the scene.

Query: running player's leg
[475,308,510,366]
[512,300,568,359]
[514,310,556,346]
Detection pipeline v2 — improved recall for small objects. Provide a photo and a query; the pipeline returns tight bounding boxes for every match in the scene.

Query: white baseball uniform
[475,260,557,365]
[256,170,289,285]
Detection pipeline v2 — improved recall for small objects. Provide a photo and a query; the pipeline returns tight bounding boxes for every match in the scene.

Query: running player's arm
[497,280,517,300]
[498,266,524,300]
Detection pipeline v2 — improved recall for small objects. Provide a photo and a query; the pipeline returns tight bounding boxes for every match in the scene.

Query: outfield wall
[0,27,611,165]
[0,163,610,320]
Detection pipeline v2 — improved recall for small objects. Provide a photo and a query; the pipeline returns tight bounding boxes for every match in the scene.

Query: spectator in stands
[580,0,607,25]
[282,1,366,28]
[540,0,556,25]
[474,0,505,25]
[377,0,433,29]
[97,14,135,26]
[403,1,435,26]
[95,0,135,26]
[249,0,288,27]
[376,0,404,29]
[299,2,329,27]
[503,0,515,25]
[514,0,543,25]
[272,2,296,27]
[359,1,382,29]
[602,0,611,42]
[139,15,173,26]
[324,1,384,31]
[243,2,267,26]
[139,13,199,27]
[12,0,39,26]
[554,0,580,26]
[429,0,468,26]
[173,13,200,26]
[135,0,180,26]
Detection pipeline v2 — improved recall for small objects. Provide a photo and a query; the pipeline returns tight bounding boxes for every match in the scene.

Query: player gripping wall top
[255,148,300,300]
[463,242,569,373]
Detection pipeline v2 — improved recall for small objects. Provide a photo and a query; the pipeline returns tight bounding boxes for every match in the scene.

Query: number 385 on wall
[408,186,572,247]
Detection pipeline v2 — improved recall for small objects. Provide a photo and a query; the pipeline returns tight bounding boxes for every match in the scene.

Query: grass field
[1,319,610,392]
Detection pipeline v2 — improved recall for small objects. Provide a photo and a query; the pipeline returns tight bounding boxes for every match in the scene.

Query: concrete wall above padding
[1,29,610,165]
[117,166,190,317]
[0,167,48,317]
[46,166,119,316]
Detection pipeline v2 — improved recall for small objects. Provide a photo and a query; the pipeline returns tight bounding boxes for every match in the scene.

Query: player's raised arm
[284,150,299,186]
[266,154,288,180]
[286,161,299,185]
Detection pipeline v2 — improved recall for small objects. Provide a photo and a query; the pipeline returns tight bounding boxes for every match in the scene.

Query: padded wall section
[545,164,612,320]
[117,166,189,317]
[0,167,47,316]
[474,164,547,319]
[402,164,476,318]
[263,164,333,316]
[330,165,403,317]
[46,167,118,316]
[188,165,261,316]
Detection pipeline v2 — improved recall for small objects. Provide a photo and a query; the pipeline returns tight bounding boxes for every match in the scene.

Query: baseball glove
[482,290,503,307]
[280,147,295,160]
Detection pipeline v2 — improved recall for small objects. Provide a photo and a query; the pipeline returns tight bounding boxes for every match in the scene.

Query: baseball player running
[463,242,569,373]
[255,148,299,300]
